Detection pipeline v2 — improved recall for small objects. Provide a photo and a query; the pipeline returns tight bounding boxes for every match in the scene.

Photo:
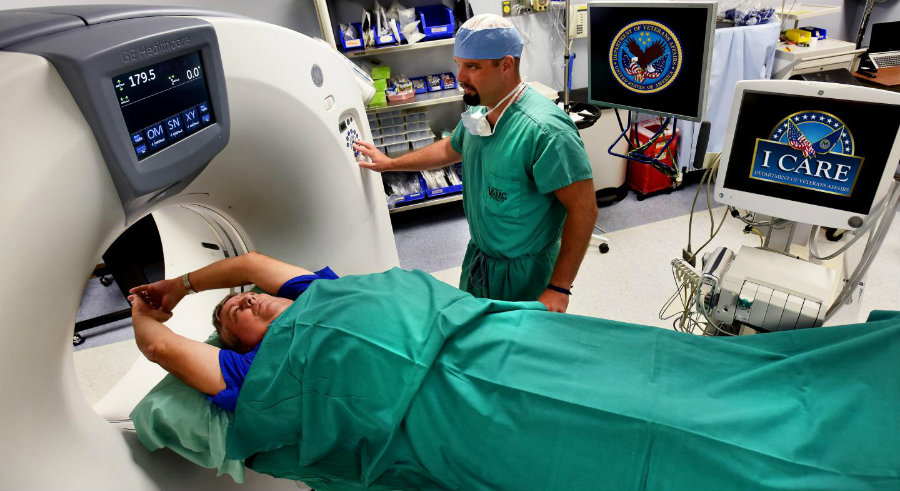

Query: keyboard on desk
[871,51,900,69]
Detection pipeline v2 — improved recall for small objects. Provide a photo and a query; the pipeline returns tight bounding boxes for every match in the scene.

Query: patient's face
[220,292,292,350]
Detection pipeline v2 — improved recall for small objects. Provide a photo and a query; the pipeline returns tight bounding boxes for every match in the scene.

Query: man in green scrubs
[356,14,597,312]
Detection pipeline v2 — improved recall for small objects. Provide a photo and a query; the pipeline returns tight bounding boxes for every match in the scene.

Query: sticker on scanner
[749,110,864,197]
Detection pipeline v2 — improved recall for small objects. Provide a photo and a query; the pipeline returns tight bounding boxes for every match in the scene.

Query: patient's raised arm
[130,251,315,312]
[129,293,226,396]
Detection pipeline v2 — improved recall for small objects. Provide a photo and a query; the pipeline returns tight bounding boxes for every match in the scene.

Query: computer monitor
[869,21,900,54]
[587,0,715,122]
[715,80,900,229]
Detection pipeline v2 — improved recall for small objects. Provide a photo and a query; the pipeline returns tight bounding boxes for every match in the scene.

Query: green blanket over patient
[227,268,899,491]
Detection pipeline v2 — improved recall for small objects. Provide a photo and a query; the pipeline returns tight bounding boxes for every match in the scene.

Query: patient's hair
[212,292,251,353]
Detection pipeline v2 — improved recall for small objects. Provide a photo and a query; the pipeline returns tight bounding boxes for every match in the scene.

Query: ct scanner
[0,6,398,489]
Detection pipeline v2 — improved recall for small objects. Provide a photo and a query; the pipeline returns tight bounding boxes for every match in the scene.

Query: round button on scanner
[848,216,863,228]
[311,65,324,87]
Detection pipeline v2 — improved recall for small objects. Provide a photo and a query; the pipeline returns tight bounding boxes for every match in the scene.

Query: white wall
[2,0,323,39]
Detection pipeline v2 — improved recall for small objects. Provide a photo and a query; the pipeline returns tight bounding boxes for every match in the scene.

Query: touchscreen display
[113,51,215,160]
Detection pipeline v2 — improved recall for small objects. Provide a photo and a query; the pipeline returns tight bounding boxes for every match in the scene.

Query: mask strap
[486,82,526,116]
[491,83,527,125]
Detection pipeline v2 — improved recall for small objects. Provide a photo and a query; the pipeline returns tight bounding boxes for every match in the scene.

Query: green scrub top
[450,87,592,301]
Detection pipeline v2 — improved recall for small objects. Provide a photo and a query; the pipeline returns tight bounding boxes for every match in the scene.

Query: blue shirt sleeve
[208,266,340,411]
[276,266,340,300]
[208,344,260,412]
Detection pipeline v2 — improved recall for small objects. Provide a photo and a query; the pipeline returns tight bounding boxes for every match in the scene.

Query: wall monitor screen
[113,51,216,160]
[587,1,714,121]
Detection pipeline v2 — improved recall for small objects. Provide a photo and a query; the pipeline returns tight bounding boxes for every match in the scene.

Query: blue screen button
[199,101,209,113]
[182,107,201,132]
[165,114,185,140]
[145,122,167,150]
[131,131,144,145]
[201,113,212,125]
[135,144,148,157]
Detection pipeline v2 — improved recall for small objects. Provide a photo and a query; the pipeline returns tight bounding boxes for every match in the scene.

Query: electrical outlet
[532,0,548,12]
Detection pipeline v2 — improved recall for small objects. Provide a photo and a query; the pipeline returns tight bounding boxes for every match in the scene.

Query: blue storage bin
[384,172,425,205]
[339,23,365,51]
[416,5,455,40]
[439,72,456,90]
[410,77,428,94]
[375,26,403,46]
[422,165,463,197]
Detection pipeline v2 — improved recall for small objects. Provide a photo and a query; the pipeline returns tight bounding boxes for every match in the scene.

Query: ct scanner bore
[0,7,398,489]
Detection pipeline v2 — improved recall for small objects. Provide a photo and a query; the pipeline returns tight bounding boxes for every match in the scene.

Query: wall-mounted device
[569,5,588,39]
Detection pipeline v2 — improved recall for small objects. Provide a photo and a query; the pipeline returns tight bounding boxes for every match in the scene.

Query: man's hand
[128,292,173,323]
[354,141,395,172]
[537,288,570,313]
[129,278,185,314]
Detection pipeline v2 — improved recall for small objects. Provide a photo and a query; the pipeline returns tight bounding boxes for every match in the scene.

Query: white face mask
[461,82,526,137]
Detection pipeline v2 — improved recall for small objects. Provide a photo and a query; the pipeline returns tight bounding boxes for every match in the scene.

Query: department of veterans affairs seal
[609,20,682,93]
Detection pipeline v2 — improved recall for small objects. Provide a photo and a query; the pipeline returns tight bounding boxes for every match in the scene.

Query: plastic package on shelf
[379,115,404,126]
[382,171,425,207]
[378,109,402,118]
[385,141,410,154]
[409,136,435,150]
[381,133,407,145]
[380,123,405,136]
[720,0,777,25]
[405,121,429,132]
[404,111,428,122]
[406,129,432,141]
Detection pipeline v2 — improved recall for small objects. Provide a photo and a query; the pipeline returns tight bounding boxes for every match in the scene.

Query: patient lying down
[129,251,339,411]
[129,253,900,491]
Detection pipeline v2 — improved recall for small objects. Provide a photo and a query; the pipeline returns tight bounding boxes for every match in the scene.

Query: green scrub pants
[458,240,559,302]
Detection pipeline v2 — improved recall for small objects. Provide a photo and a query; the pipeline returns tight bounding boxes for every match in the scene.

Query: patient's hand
[129,278,185,313]
[129,293,173,323]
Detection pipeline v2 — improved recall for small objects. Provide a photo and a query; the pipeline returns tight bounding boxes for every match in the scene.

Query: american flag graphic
[646,55,668,81]
[625,59,645,82]
[788,121,816,158]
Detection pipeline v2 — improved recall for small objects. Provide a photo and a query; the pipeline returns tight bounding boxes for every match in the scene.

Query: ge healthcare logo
[609,21,682,93]
[750,111,863,197]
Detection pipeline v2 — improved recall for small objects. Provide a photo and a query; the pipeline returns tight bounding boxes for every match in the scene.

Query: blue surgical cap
[454,14,524,59]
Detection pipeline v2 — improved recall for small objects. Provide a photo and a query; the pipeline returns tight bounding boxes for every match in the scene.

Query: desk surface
[853,66,900,89]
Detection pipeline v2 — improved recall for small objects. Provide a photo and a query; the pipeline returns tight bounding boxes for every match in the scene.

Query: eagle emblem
[609,21,682,93]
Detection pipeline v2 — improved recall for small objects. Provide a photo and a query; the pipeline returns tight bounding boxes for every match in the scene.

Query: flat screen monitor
[587,0,715,122]
[715,80,900,229]
[112,50,216,160]
[869,21,900,53]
